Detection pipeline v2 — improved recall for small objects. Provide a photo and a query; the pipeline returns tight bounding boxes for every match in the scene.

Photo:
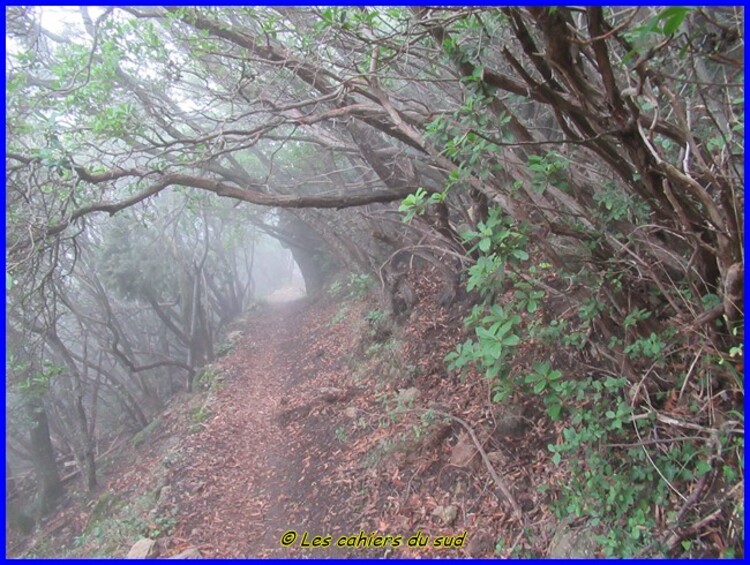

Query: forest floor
[159,296,367,557]
[9,274,577,558]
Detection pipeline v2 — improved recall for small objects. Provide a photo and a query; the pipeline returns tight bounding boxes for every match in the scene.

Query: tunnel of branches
[5,6,743,539]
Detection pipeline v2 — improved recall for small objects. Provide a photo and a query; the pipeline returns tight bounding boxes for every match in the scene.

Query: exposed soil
[167,296,375,557]
[7,278,560,558]
[8,270,742,559]
[157,276,559,558]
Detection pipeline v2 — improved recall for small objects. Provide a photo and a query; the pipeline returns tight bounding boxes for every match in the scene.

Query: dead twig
[411,407,524,521]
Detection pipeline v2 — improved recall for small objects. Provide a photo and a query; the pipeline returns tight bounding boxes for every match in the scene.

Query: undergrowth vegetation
[5,5,742,558]
[328,273,376,301]
[69,488,176,557]
[432,208,744,557]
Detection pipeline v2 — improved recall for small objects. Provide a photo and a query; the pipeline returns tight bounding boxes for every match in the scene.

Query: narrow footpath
[167,295,374,557]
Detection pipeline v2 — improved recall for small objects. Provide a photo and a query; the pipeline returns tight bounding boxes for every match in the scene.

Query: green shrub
[347,273,374,298]
[327,280,343,297]
[364,308,385,323]
[215,340,234,358]
[442,205,743,556]
[329,305,350,326]
[191,406,210,424]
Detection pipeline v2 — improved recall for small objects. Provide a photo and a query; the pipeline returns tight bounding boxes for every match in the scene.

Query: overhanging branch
[40,169,417,243]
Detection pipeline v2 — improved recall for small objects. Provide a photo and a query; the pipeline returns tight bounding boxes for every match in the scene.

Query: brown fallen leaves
[16,271,563,558]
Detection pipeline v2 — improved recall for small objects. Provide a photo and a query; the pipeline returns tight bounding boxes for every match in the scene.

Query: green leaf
[695,460,711,477]
[548,404,562,420]
[486,364,501,379]
[502,334,520,347]
[487,341,503,360]
[495,320,513,339]
[659,7,690,35]
[476,327,495,341]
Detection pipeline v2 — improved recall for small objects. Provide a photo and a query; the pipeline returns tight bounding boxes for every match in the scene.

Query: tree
[5,8,743,540]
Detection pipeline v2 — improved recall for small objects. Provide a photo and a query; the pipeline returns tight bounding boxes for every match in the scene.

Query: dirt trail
[9,275,552,559]
[168,296,369,557]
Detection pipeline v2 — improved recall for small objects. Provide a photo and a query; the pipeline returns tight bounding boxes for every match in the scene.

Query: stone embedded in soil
[127,538,157,558]
[548,522,598,558]
[157,485,172,508]
[432,504,459,526]
[450,431,477,468]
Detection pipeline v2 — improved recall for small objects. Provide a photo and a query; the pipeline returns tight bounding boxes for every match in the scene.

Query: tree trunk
[27,396,63,515]
[45,332,98,492]
[278,213,340,295]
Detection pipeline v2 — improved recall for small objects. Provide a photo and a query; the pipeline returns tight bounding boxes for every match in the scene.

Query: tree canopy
[5,7,743,555]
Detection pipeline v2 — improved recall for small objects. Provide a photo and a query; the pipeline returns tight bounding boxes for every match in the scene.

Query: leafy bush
[364,309,385,323]
[347,273,374,298]
[196,366,221,391]
[191,406,210,424]
[215,340,234,358]
[329,305,350,326]
[398,187,446,222]
[443,204,744,556]
[327,273,375,301]
[327,280,343,297]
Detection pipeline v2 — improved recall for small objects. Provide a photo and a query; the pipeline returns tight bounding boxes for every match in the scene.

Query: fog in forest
[5,6,743,558]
